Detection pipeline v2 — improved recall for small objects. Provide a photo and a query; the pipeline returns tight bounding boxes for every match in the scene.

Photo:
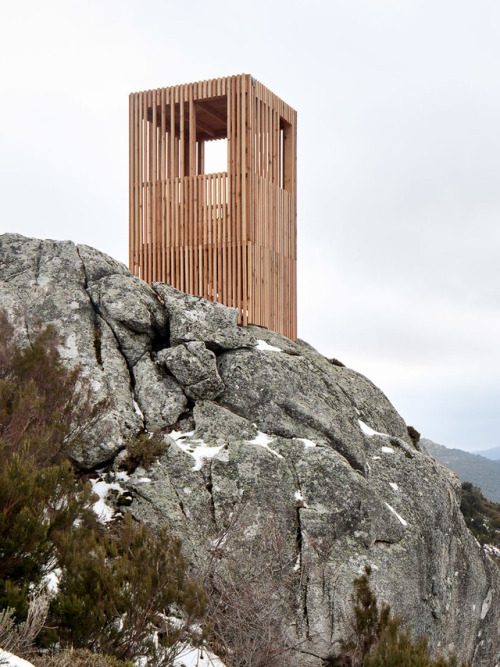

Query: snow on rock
[485,544,500,559]
[0,650,36,667]
[295,489,308,507]
[481,588,493,620]
[173,434,224,472]
[44,567,62,594]
[358,419,391,438]
[255,339,282,352]
[90,475,123,523]
[170,430,195,441]
[381,446,395,454]
[190,444,224,471]
[298,438,317,448]
[385,503,408,527]
[389,482,399,491]
[247,431,284,459]
[133,399,145,419]
[173,645,227,667]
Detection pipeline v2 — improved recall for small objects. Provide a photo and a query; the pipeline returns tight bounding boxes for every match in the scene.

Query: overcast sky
[1,0,499,452]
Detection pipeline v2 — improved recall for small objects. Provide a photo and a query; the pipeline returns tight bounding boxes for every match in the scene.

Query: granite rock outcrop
[1,233,498,665]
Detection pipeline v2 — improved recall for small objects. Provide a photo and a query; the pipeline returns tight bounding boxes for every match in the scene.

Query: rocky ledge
[0,233,498,665]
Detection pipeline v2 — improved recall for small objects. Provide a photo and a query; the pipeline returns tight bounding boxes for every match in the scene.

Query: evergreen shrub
[327,566,469,667]
[0,311,206,664]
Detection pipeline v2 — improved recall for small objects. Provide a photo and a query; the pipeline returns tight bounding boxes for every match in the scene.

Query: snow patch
[481,588,492,619]
[174,437,224,471]
[44,567,62,595]
[90,477,123,523]
[389,482,399,491]
[133,400,144,419]
[247,431,284,459]
[372,456,381,460]
[170,430,195,441]
[0,650,36,667]
[298,438,317,448]
[256,339,282,352]
[358,419,390,438]
[485,543,500,559]
[295,490,308,506]
[385,503,408,527]
[137,477,152,484]
[381,446,394,454]
[173,645,227,666]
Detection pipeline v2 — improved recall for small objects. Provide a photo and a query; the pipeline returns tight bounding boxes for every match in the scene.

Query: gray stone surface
[158,341,225,399]
[0,234,142,467]
[152,282,256,350]
[1,233,499,665]
[88,274,168,366]
[132,355,188,431]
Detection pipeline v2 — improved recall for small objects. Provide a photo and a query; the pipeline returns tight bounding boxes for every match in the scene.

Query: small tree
[49,513,207,663]
[0,310,104,468]
[0,311,206,665]
[329,566,469,667]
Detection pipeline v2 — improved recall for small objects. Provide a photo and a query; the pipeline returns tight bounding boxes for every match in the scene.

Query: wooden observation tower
[129,74,297,339]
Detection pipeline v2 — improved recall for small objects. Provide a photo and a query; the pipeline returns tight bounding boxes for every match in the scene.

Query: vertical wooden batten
[129,74,297,340]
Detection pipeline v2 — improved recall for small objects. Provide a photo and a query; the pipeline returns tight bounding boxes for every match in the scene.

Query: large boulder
[0,234,142,467]
[152,282,256,350]
[157,341,225,400]
[1,233,499,665]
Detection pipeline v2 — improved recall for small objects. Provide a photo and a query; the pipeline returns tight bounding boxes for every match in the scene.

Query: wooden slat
[129,74,297,338]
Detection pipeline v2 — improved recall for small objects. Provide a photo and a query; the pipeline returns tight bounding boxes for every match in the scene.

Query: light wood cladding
[129,74,297,340]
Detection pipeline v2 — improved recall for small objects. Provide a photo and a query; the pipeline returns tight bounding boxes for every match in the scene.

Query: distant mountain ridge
[422,438,500,502]
[474,445,500,460]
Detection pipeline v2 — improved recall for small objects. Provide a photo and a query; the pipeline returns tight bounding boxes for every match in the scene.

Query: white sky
[1,0,499,452]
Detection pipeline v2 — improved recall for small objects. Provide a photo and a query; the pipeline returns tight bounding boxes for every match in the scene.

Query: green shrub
[0,311,206,663]
[35,648,133,667]
[0,310,104,468]
[0,451,96,619]
[49,513,206,661]
[407,426,421,445]
[328,567,468,667]
[460,482,500,551]
[123,433,167,471]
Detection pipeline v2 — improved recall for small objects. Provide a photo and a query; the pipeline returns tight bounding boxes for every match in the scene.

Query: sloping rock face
[1,233,499,665]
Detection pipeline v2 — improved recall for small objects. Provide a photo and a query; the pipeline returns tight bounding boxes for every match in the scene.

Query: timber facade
[129,74,297,339]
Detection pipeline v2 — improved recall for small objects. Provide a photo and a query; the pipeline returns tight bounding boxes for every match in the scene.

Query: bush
[328,566,469,667]
[407,426,421,445]
[0,311,206,664]
[34,648,133,667]
[0,591,49,657]
[0,451,96,618]
[49,513,206,662]
[123,433,167,472]
[0,310,104,468]
[202,502,302,667]
[460,482,500,550]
